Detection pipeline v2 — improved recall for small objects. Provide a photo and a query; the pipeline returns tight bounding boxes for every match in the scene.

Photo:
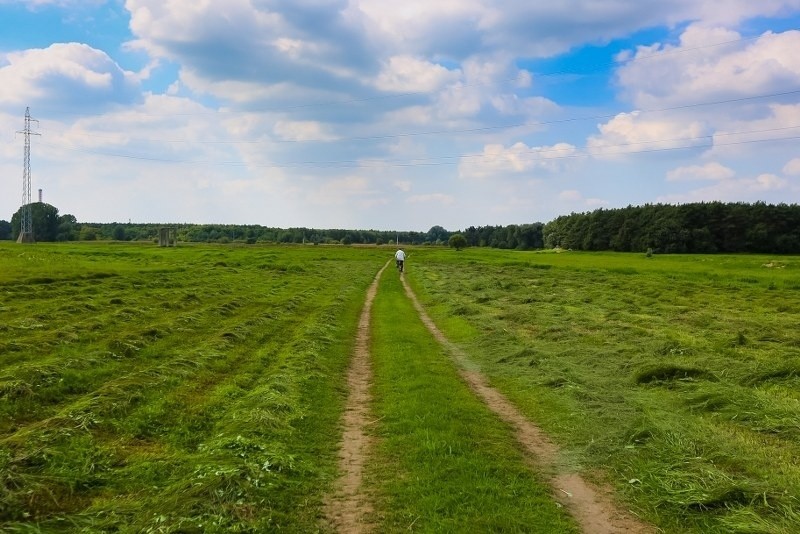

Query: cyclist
[394,249,406,272]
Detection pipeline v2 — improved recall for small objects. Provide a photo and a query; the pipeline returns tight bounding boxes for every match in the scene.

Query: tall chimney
[38,189,42,203]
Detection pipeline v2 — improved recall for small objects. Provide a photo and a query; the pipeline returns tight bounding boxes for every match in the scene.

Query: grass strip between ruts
[366,268,578,532]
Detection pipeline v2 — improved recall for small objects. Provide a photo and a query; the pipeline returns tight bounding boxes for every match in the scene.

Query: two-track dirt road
[325,266,652,533]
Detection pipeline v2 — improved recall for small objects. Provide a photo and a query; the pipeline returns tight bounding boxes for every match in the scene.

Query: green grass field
[367,269,577,532]
[2,242,799,532]
[0,242,386,532]
[406,248,800,533]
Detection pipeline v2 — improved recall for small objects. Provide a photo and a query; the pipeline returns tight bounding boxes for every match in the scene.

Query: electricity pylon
[17,107,39,243]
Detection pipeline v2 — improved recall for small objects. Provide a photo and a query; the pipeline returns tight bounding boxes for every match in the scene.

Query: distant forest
[543,202,800,254]
[2,201,800,254]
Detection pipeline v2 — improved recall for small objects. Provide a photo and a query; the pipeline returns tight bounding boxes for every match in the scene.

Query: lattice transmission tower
[17,107,39,243]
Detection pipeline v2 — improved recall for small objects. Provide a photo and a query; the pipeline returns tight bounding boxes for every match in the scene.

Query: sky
[1,1,799,232]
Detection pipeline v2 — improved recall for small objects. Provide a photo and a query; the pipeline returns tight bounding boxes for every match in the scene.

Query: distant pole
[17,107,40,244]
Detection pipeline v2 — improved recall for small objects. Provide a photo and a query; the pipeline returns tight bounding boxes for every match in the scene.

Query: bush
[449,234,467,251]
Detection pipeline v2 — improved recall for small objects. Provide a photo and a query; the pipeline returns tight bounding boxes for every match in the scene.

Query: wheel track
[400,274,653,534]
[325,262,389,533]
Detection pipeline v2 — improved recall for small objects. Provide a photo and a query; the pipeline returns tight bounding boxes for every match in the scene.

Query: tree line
[3,201,800,254]
[543,202,800,254]
[0,203,437,245]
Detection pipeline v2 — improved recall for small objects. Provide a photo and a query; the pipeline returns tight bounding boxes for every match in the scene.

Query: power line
[37,125,800,169]
[44,87,800,146]
[281,134,800,168]
[418,125,800,165]
[273,134,800,168]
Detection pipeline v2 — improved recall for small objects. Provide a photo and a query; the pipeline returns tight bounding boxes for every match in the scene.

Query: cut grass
[367,269,578,532]
[0,242,388,531]
[7,242,797,532]
[405,248,800,533]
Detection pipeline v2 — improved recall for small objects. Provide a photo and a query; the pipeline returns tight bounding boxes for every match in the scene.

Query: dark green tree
[112,225,127,241]
[426,225,450,244]
[516,223,544,250]
[542,202,800,254]
[448,233,467,251]
[0,220,11,240]
[79,225,99,241]
[11,202,60,241]
[57,214,78,241]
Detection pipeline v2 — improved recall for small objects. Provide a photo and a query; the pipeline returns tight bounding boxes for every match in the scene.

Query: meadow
[2,242,799,532]
[366,270,578,532]
[0,242,386,532]
[406,248,800,533]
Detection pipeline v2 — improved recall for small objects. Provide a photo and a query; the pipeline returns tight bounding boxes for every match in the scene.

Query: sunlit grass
[406,248,800,533]
[5,242,798,532]
[367,269,577,532]
[0,241,387,531]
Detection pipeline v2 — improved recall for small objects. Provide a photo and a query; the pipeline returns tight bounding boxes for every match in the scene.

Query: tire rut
[324,262,389,533]
[400,274,653,534]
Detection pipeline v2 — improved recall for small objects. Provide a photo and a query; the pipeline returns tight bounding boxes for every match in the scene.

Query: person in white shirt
[394,249,406,272]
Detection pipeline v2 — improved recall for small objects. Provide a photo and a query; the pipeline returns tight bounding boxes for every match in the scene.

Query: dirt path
[400,274,653,534]
[324,262,389,533]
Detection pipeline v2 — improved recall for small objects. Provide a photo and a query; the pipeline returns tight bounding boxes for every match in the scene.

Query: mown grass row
[366,269,578,532]
[0,247,335,436]
[0,242,387,532]
[405,248,800,533]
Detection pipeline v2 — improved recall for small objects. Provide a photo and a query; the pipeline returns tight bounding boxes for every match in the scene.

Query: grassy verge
[405,247,800,533]
[0,242,387,532]
[366,268,578,532]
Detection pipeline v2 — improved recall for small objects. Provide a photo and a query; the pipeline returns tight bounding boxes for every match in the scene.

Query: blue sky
[1,1,799,231]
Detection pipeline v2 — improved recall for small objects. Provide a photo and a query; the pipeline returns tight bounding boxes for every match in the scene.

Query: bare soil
[401,275,653,534]
[324,263,388,533]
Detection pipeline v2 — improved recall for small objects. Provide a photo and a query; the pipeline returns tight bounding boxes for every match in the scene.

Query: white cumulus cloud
[588,111,711,157]
[783,158,800,176]
[755,173,788,190]
[0,43,140,112]
[666,162,735,181]
[616,25,800,108]
[658,172,790,204]
[374,56,461,92]
[460,141,577,179]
